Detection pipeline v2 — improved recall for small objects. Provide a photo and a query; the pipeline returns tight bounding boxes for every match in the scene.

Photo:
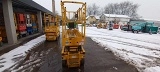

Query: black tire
[134,30,137,33]
[0,42,3,47]
[17,35,20,39]
[149,29,152,35]
[133,30,136,33]
[134,31,137,33]
[81,59,85,66]
[26,33,29,36]
[19,35,22,38]
[132,30,134,33]
[55,36,59,41]
[137,31,139,33]
[55,37,58,41]
[62,60,67,67]
[30,32,33,35]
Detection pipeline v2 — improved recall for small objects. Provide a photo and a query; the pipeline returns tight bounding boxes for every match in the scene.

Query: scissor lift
[61,1,86,68]
[44,13,60,41]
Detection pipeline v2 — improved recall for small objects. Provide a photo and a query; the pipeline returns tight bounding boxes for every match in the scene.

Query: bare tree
[87,5,93,16]
[100,8,104,15]
[87,3,101,16]
[104,1,140,19]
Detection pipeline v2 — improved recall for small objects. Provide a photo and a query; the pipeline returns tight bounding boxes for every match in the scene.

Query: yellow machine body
[61,1,86,68]
[0,30,2,46]
[0,31,2,43]
[44,14,60,41]
[102,23,107,29]
[97,23,107,29]
[0,25,6,42]
[13,13,19,37]
[97,23,103,29]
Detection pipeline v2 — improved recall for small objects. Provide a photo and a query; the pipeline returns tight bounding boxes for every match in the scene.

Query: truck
[129,20,158,34]
[143,22,158,34]
[131,23,142,33]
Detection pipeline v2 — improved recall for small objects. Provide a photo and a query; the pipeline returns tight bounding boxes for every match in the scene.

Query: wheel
[133,30,137,33]
[134,31,138,33]
[0,42,3,47]
[149,29,152,35]
[55,37,58,41]
[62,60,67,67]
[19,35,22,38]
[17,36,20,39]
[55,35,59,41]
[26,33,29,36]
[30,32,33,35]
[132,30,134,33]
[133,30,135,33]
[137,30,139,33]
[80,58,85,66]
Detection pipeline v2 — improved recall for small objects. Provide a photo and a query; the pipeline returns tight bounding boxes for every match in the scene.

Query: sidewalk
[0,33,44,56]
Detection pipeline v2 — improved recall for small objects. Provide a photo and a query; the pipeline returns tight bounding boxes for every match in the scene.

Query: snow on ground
[144,66,160,72]
[0,35,46,72]
[86,27,160,72]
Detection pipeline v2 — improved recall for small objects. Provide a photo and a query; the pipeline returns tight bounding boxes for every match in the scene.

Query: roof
[86,15,100,19]
[140,18,160,22]
[95,16,100,19]
[103,14,130,18]
[0,0,55,16]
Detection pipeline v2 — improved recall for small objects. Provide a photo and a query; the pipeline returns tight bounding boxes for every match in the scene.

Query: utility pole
[52,0,55,13]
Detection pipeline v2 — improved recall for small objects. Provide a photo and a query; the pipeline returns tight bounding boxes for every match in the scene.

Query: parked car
[120,24,128,31]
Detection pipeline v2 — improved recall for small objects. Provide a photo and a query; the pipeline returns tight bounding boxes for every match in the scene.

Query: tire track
[94,37,160,68]
[115,48,160,69]
[10,40,60,72]
[94,37,160,52]
[93,37,160,71]
[88,28,160,45]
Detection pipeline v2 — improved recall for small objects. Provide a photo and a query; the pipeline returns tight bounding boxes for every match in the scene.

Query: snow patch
[0,35,46,72]
[144,66,160,72]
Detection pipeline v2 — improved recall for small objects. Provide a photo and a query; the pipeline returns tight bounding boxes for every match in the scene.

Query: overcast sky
[33,0,160,20]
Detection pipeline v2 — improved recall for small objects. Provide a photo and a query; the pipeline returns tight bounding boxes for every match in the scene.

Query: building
[86,15,100,24]
[99,14,130,24]
[0,0,55,45]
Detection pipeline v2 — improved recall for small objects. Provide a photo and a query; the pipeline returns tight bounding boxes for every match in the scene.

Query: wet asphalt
[13,37,138,72]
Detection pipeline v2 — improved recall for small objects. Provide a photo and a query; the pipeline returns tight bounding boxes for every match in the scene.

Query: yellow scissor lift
[0,32,2,47]
[97,23,103,29]
[44,13,60,41]
[13,13,20,39]
[61,1,86,68]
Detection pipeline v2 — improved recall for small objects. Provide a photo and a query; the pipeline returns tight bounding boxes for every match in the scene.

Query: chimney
[52,0,55,13]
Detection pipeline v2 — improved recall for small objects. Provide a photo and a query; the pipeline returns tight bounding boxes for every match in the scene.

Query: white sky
[33,0,160,20]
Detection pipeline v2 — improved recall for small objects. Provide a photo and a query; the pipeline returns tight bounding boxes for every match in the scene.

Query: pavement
[10,37,138,72]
